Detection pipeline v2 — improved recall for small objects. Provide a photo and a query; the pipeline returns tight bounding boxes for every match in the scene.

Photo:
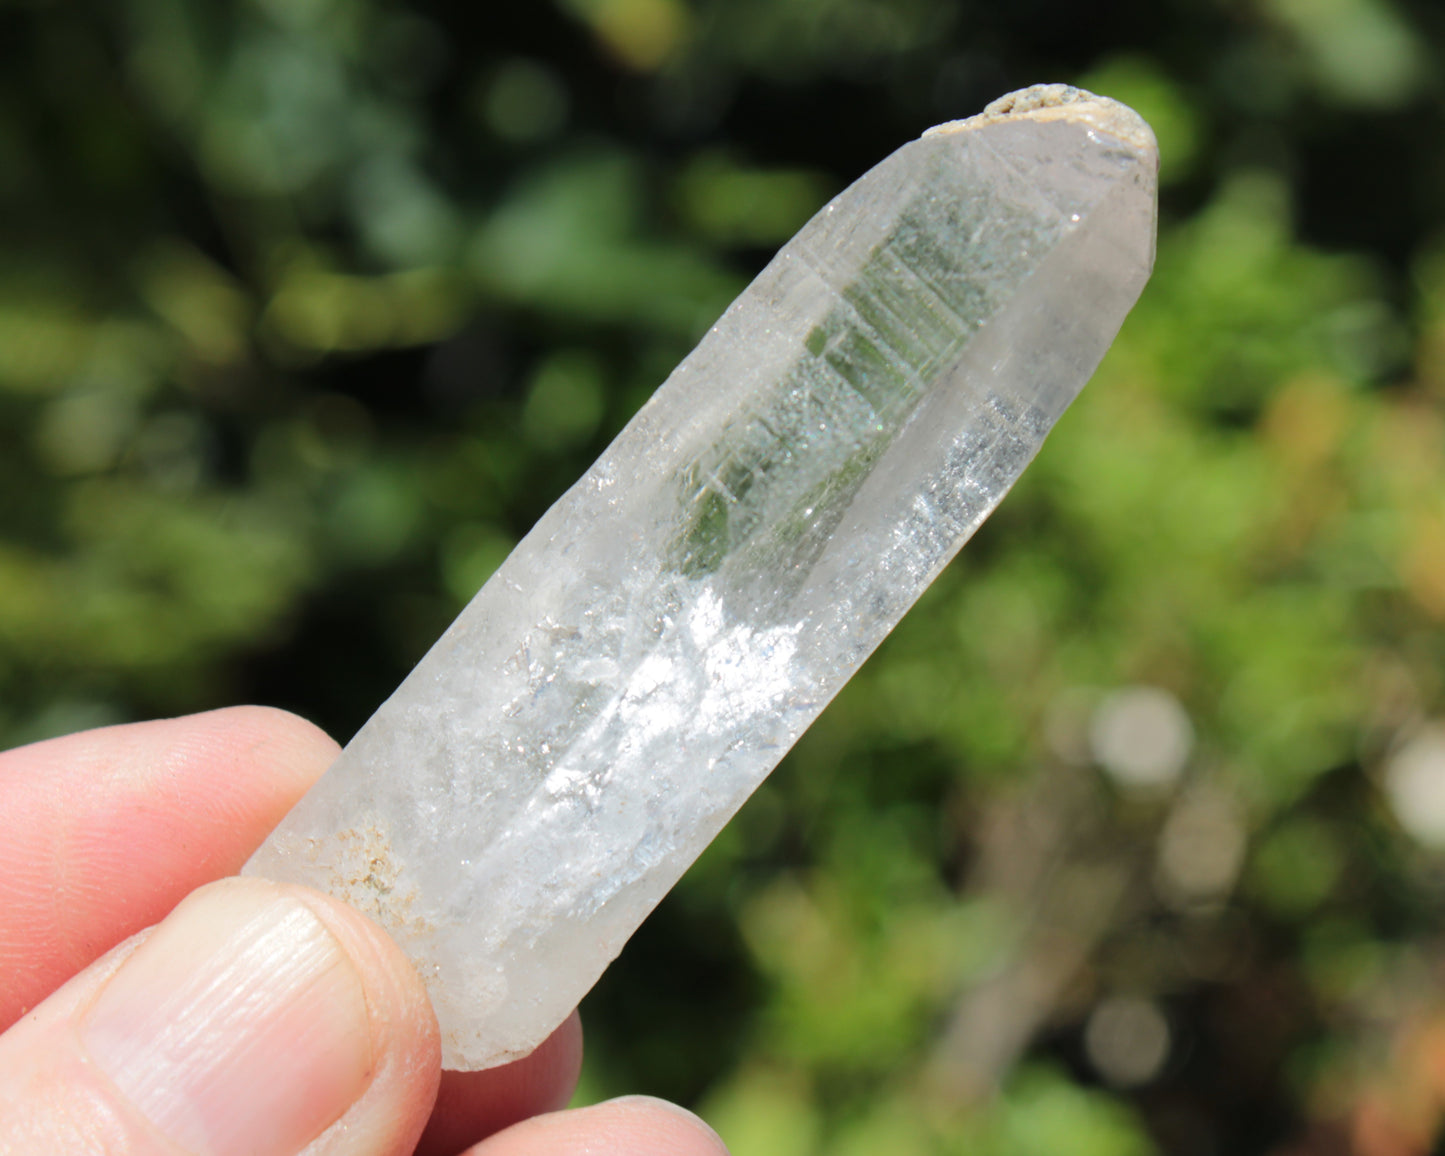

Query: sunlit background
[4,1,1445,1153]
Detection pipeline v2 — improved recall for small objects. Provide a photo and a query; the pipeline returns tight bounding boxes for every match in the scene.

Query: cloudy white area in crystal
[244,85,1160,1070]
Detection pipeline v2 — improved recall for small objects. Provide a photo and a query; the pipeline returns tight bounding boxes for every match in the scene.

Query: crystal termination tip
[924,83,1159,163]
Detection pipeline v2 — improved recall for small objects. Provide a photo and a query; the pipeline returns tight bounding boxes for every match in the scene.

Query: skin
[0,706,730,1156]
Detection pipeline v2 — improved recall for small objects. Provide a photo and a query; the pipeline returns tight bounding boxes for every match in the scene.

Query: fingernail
[82,882,373,1156]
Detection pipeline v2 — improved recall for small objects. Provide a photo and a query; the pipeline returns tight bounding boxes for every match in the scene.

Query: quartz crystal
[244,85,1159,1070]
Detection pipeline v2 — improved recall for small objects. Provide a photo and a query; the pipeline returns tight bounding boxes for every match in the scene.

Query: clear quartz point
[244,84,1159,1070]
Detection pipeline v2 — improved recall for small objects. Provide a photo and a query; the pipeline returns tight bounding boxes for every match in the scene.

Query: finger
[464,1096,730,1156]
[416,1011,583,1156]
[0,876,440,1156]
[0,706,339,1029]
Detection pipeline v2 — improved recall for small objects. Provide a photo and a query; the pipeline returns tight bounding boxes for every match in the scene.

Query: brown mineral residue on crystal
[924,83,1158,159]
[319,821,436,943]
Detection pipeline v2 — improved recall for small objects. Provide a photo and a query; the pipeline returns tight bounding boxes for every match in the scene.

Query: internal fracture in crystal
[244,84,1159,1070]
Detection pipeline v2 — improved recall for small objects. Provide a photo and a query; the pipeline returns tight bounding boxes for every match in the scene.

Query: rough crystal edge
[924,83,1159,162]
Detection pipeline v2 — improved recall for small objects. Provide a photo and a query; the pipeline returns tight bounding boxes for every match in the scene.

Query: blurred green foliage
[5,0,1445,1152]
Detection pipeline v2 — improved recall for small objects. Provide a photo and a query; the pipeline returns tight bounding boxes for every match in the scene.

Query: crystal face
[244,85,1159,1070]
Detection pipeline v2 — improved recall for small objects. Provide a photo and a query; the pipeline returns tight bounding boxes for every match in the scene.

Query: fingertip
[191,705,342,797]
[593,1097,731,1156]
[465,1093,730,1156]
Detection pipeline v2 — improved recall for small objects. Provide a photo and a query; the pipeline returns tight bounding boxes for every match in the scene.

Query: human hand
[0,707,728,1155]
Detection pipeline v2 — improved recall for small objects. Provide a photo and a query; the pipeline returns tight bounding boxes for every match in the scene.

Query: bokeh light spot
[1084,996,1171,1088]
[1384,725,1445,849]
[1090,686,1194,789]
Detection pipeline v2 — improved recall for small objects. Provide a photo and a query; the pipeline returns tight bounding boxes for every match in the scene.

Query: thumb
[0,877,441,1156]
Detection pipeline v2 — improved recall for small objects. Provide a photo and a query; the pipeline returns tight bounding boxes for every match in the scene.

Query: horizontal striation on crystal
[244,84,1159,1070]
